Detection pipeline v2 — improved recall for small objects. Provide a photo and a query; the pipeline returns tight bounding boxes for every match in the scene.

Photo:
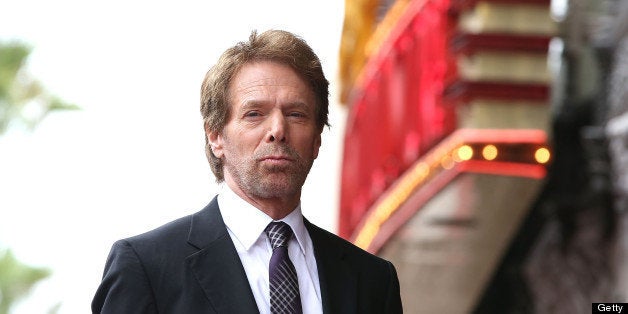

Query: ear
[312,133,322,159]
[206,123,224,158]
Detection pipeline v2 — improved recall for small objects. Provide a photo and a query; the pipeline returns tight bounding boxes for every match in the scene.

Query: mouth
[260,155,294,166]
[261,155,294,161]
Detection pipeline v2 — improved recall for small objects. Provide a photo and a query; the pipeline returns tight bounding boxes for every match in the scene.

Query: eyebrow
[284,102,311,110]
[239,100,312,111]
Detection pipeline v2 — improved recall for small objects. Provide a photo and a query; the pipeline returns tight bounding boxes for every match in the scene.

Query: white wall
[0,1,346,312]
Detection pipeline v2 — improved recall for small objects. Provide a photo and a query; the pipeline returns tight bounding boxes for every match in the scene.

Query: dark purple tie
[265,221,302,314]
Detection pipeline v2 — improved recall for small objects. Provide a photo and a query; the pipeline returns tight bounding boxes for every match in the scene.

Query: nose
[266,110,287,143]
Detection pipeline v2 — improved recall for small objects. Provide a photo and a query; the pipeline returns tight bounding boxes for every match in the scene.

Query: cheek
[225,126,262,152]
[312,141,320,159]
[307,135,321,159]
[296,134,321,159]
[236,141,270,163]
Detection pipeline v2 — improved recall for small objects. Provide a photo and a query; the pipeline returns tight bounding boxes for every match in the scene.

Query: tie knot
[265,221,293,249]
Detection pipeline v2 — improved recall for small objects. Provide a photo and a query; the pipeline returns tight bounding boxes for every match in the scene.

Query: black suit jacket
[92,197,402,313]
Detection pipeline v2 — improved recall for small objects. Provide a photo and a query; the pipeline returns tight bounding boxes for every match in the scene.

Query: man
[92,29,402,314]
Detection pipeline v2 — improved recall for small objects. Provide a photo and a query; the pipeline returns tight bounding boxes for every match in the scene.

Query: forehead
[228,61,315,104]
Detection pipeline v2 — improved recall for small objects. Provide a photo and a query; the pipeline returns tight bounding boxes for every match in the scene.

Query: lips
[261,155,294,161]
[260,155,294,166]
[255,145,300,165]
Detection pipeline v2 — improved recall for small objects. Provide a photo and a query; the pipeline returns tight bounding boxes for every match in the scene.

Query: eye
[244,111,262,118]
[288,111,306,118]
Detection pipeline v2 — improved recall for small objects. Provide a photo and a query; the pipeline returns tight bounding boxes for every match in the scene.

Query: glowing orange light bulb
[482,145,498,161]
[535,147,551,164]
[456,145,473,161]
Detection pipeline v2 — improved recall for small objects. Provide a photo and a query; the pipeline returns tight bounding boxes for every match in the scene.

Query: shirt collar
[217,184,310,255]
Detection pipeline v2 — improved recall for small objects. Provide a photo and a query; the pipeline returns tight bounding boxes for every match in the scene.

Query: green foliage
[0,40,72,313]
[0,41,78,135]
[0,249,50,314]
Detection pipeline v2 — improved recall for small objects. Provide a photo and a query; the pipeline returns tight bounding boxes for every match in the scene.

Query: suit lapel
[305,220,357,314]
[185,197,260,314]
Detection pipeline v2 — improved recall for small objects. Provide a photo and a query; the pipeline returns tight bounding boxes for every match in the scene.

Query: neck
[223,178,301,220]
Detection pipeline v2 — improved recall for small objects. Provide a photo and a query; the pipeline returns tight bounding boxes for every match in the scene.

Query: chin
[252,177,302,199]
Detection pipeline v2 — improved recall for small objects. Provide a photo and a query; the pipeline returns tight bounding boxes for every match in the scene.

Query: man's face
[208,61,321,201]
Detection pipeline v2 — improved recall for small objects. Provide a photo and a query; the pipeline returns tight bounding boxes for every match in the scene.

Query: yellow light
[441,155,455,169]
[354,223,379,249]
[412,162,430,180]
[535,147,551,164]
[456,145,473,161]
[482,145,498,160]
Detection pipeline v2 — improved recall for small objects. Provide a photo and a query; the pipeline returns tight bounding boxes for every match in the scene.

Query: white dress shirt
[217,184,323,314]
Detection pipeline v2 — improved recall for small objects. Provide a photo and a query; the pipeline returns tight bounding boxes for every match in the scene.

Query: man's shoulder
[118,198,221,252]
[125,213,194,245]
[107,213,196,264]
